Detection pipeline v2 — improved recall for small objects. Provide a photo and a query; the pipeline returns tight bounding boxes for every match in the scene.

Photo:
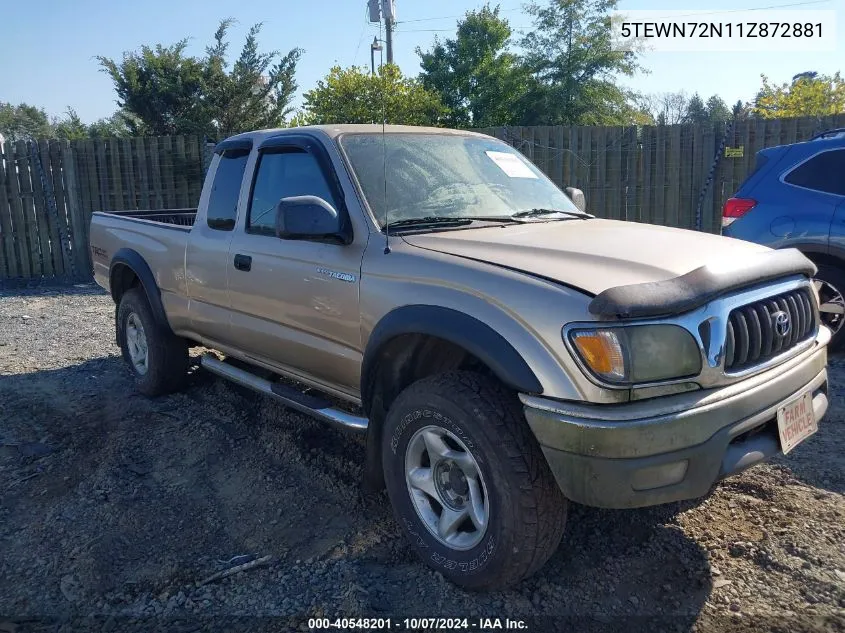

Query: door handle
[233,254,252,271]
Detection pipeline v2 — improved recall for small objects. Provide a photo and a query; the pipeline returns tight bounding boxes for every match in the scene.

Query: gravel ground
[0,284,843,633]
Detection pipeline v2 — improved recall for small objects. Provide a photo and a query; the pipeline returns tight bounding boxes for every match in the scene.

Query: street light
[370,37,384,75]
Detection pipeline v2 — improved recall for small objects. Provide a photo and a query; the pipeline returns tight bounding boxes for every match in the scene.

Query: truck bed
[102,209,197,227]
[89,209,195,327]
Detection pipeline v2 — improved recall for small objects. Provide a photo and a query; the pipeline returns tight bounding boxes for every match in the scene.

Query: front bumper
[522,339,828,509]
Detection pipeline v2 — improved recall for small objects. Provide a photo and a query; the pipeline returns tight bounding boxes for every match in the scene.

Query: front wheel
[382,371,567,590]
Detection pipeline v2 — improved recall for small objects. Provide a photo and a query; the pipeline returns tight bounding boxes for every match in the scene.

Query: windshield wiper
[512,208,592,220]
[383,216,523,231]
[384,216,474,230]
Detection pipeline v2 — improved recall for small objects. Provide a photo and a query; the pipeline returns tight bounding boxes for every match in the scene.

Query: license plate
[777,391,817,454]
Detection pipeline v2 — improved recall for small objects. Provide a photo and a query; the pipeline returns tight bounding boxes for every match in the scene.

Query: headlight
[569,325,701,385]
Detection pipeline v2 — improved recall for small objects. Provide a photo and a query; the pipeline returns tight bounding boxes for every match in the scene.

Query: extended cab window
[784,149,845,196]
[247,148,338,235]
[206,149,249,231]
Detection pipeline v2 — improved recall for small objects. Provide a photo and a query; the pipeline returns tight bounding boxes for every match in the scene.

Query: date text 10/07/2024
[308,618,528,630]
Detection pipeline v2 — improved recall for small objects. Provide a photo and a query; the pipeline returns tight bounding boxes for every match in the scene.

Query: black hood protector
[589,249,816,319]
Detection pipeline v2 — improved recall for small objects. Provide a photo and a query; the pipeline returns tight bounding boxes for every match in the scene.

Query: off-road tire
[117,287,188,397]
[814,264,845,351]
[382,371,567,590]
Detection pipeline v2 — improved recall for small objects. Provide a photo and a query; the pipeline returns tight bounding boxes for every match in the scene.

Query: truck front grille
[724,288,816,371]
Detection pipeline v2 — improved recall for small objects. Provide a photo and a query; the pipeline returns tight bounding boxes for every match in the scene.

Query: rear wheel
[117,287,188,396]
[813,265,845,350]
[382,371,567,590]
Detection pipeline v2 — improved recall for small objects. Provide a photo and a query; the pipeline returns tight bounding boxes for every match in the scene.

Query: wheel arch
[361,305,542,413]
[109,248,173,335]
[359,305,543,491]
[787,244,845,348]
[795,244,845,271]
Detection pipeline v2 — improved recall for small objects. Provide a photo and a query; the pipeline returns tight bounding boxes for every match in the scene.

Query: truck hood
[401,218,771,296]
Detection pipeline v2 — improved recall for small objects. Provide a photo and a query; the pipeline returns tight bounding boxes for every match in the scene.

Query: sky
[1,0,843,123]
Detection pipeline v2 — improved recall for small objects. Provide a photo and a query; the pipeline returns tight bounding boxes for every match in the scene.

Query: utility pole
[367,0,395,64]
[385,16,394,64]
[384,0,394,64]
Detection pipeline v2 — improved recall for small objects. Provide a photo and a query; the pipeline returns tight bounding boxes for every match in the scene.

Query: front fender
[360,305,543,413]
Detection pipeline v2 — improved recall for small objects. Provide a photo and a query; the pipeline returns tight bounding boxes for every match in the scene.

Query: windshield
[339,133,581,228]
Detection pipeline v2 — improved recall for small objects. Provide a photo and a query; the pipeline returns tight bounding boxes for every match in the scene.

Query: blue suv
[722,128,845,348]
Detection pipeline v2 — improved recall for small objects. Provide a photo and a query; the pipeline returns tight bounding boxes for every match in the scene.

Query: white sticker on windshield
[485,151,538,179]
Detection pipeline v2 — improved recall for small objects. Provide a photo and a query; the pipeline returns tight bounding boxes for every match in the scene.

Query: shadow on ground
[0,355,713,630]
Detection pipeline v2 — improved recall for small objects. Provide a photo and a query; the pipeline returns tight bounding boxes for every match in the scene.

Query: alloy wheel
[404,425,489,551]
[814,278,845,334]
[125,312,149,375]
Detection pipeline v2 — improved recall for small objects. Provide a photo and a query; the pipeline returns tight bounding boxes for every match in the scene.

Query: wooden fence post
[44,139,69,277]
[13,141,39,279]
[63,141,91,277]
[30,140,56,278]
[0,142,16,279]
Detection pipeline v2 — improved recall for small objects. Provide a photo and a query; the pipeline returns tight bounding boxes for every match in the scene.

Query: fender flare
[360,304,543,413]
[109,248,173,334]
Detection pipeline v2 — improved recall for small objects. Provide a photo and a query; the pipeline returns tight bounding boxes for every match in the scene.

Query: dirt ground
[0,284,843,633]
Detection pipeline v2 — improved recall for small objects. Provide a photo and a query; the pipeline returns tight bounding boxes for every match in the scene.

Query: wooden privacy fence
[479,114,845,233]
[0,136,208,285]
[2,114,845,284]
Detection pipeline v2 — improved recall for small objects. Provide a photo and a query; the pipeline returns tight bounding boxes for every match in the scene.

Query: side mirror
[566,187,587,213]
[275,195,342,240]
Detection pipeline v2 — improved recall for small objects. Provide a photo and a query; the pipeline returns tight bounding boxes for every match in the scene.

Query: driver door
[226,137,365,396]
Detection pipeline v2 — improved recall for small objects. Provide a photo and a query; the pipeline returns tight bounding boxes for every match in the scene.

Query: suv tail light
[722,198,757,228]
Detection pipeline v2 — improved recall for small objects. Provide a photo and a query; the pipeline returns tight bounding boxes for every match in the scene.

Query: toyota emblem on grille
[772,310,791,337]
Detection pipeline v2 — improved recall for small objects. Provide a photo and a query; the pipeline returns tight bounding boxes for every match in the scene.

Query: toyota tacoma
[89,125,829,589]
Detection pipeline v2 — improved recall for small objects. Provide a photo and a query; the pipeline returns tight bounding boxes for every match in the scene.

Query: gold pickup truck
[89,125,829,589]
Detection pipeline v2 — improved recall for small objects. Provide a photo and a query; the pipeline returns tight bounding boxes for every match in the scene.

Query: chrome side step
[200,354,368,432]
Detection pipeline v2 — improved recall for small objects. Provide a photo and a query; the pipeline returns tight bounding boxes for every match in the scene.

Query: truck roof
[221,124,488,146]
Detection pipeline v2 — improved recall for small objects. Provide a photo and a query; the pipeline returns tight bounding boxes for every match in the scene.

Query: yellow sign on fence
[725,146,745,158]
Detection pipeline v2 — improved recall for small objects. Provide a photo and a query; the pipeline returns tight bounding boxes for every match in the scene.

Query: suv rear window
[784,149,845,196]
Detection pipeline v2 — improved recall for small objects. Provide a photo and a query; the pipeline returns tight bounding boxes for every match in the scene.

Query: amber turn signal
[570,330,626,381]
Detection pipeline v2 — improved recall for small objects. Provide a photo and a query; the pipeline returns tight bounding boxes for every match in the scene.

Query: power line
[352,5,372,66]
[395,0,832,34]
[395,7,523,24]
[637,0,831,20]
[395,25,532,33]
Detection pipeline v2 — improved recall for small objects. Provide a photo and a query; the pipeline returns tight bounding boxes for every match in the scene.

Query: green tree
[302,64,446,126]
[0,102,54,142]
[54,108,132,140]
[86,112,132,138]
[98,41,206,136]
[202,20,302,137]
[705,95,731,123]
[683,93,708,124]
[732,99,750,120]
[98,19,302,138]
[286,110,315,128]
[520,0,642,125]
[752,72,845,118]
[53,108,89,141]
[0,103,132,143]
[417,5,529,127]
